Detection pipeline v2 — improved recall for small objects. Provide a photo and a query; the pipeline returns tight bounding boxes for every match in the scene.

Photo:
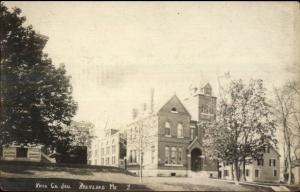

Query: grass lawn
[0,160,279,191]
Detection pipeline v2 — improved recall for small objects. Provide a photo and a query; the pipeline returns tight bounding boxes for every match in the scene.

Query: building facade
[219,146,280,182]
[126,83,218,177]
[88,129,126,168]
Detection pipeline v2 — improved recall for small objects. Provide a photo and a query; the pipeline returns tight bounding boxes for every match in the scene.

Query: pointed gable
[157,95,191,117]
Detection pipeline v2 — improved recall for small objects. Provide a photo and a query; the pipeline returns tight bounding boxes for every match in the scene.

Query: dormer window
[171,107,178,113]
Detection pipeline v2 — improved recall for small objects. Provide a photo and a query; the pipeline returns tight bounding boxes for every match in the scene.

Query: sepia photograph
[0,1,300,191]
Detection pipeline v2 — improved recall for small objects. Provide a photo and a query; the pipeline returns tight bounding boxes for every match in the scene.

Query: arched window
[177,123,183,138]
[171,107,178,113]
[165,122,171,136]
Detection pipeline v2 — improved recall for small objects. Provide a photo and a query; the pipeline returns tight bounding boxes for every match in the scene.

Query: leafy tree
[204,78,277,183]
[0,3,77,149]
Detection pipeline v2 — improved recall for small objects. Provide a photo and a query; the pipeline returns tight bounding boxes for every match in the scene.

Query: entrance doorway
[191,148,202,172]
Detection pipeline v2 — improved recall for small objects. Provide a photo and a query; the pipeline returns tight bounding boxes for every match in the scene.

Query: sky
[5,1,300,136]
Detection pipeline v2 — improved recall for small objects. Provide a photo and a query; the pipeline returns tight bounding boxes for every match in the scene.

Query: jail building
[125,83,218,177]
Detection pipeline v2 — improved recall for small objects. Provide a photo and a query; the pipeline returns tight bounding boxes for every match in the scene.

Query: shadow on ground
[0,160,134,176]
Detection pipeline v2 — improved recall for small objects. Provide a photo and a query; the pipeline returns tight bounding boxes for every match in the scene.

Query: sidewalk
[218,179,299,192]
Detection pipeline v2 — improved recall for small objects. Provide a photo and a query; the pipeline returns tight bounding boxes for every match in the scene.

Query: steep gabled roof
[157,94,191,118]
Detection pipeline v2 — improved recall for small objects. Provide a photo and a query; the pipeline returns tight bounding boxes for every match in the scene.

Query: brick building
[126,83,218,177]
[219,145,280,182]
[88,129,126,168]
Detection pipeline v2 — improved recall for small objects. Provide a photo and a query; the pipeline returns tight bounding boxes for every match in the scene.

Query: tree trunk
[284,120,293,184]
[233,160,240,185]
[231,164,234,181]
[287,142,293,184]
[241,157,246,182]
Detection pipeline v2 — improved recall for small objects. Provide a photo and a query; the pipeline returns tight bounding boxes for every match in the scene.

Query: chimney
[150,88,154,114]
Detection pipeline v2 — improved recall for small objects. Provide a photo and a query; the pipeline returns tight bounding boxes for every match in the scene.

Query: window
[178,148,182,164]
[203,105,208,113]
[95,159,98,165]
[257,159,264,166]
[255,170,259,177]
[129,150,133,163]
[105,157,109,165]
[269,159,276,166]
[191,128,195,139]
[112,145,116,154]
[106,146,110,155]
[165,147,170,164]
[274,170,277,177]
[151,146,155,164]
[171,147,177,164]
[16,147,28,158]
[112,156,116,165]
[177,123,183,138]
[224,170,229,177]
[101,158,104,165]
[209,107,213,114]
[165,122,171,136]
[246,169,250,177]
[171,107,178,113]
[133,150,137,163]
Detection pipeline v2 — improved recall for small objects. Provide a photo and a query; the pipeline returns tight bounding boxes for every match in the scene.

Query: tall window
[101,148,104,156]
[112,156,116,165]
[101,158,104,165]
[257,159,264,166]
[274,170,277,177]
[273,159,276,166]
[151,146,155,164]
[165,147,170,164]
[112,145,116,154]
[133,150,137,163]
[178,148,182,164]
[177,123,183,138]
[246,169,250,177]
[129,150,133,163]
[165,122,171,136]
[255,170,259,177]
[171,147,177,164]
[106,146,110,155]
[191,128,195,139]
[224,170,228,176]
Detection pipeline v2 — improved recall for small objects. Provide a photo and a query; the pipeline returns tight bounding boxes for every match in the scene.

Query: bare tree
[127,113,157,182]
[274,80,300,184]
